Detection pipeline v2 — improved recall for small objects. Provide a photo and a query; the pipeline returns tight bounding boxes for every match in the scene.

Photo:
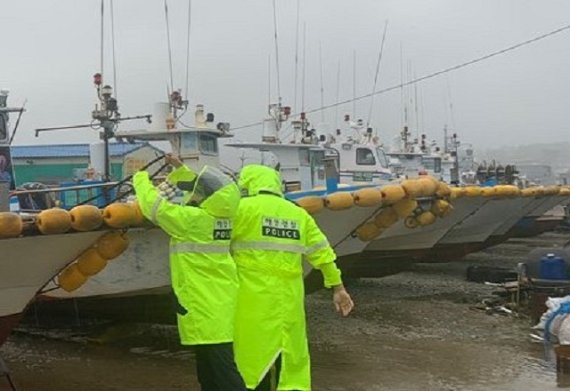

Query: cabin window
[199,134,218,155]
[422,157,441,173]
[356,148,376,166]
[182,132,197,150]
[298,149,310,166]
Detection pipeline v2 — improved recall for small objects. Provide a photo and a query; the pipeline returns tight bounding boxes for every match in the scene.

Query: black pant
[194,343,246,391]
[247,355,300,391]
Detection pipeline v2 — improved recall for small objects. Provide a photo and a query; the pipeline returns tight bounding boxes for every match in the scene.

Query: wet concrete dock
[2,232,568,390]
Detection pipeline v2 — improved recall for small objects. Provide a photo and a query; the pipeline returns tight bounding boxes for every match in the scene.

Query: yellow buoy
[431,199,452,217]
[103,203,137,228]
[36,208,72,235]
[353,188,383,207]
[131,201,146,226]
[324,192,354,211]
[521,187,537,197]
[544,186,560,196]
[436,182,452,198]
[392,198,418,218]
[416,211,437,226]
[70,205,103,232]
[96,231,130,260]
[296,196,324,215]
[373,207,399,228]
[559,187,570,196]
[356,222,383,241]
[0,212,23,239]
[380,185,406,205]
[418,177,438,196]
[463,186,482,197]
[76,248,108,276]
[480,187,496,197]
[401,179,423,199]
[450,187,464,200]
[57,264,88,293]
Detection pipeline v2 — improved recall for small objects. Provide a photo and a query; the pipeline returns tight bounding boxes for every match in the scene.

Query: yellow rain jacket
[232,164,342,390]
[133,165,241,345]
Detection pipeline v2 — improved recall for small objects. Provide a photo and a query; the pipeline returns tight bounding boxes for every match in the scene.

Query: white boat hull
[47,205,381,299]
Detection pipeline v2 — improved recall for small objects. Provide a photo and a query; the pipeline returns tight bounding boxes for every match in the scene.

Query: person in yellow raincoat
[133,154,246,391]
[231,164,354,391]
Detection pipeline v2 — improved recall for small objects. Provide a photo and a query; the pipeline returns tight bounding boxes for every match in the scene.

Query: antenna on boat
[352,50,356,118]
[185,0,193,105]
[301,22,307,112]
[271,0,282,104]
[110,0,118,99]
[293,0,300,112]
[334,60,341,131]
[366,19,388,133]
[319,42,325,123]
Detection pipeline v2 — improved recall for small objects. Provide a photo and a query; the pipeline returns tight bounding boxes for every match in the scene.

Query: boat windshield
[376,147,389,168]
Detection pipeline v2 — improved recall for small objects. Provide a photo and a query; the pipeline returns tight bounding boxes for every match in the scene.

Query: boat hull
[0,231,103,345]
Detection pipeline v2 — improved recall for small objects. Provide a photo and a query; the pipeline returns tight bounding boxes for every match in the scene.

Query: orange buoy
[418,177,438,197]
[0,212,23,239]
[450,187,464,199]
[131,201,146,226]
[76,248,108,276]
[355,221,382,242]
[436,182,452,198]
[324,192,354,211]
[392,199,418,218]
[431,199,452,217]
[353,188,383,207]
[559,187,570,196]
[70,205,103,232]
[296,196,324,214]
[380,185,406,205]
[401,179,423,199]
[373,207,399,228]
[521,187,537,197]
[463,186,482,197]
[103,203,137,228]
[36,208,72,235]
[57,264,88,292]
[416,211,437,226]
[96,231,129,260]
[480,187,496,197]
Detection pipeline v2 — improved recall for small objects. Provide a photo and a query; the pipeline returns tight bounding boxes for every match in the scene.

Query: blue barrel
[540,253,567,280]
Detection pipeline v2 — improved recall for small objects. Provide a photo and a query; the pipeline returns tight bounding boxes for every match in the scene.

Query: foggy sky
[1,0,569,152]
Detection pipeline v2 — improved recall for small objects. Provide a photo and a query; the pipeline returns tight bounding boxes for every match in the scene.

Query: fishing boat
[0,90,111,345]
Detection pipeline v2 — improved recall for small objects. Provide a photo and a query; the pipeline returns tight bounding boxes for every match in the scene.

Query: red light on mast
[93,73,103,86]
[283,106,291,116]
[300,112,306,120]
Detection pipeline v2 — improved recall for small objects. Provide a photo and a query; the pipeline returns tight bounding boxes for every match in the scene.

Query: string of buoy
[0,201,148,293]
[292,178,570,243]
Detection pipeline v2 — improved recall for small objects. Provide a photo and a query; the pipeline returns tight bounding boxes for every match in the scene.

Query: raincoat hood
[238,164,283,197]
[194,166,241,218]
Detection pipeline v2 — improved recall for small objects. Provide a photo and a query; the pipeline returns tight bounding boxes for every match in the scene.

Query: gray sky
[1,0,570,151]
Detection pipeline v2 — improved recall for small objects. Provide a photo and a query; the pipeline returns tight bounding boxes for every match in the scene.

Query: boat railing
[10,181,126,212]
